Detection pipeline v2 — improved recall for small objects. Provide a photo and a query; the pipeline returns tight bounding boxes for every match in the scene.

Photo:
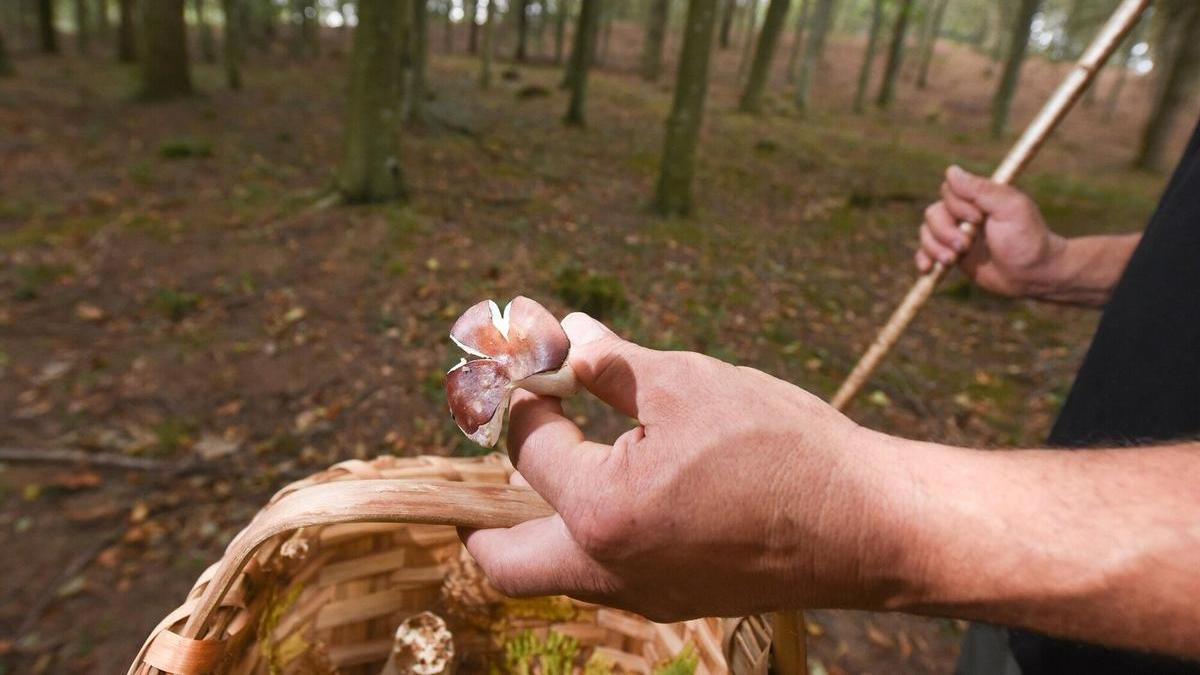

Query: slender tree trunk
[512,0,529,60]
[466,0,478,53]
[989,0,1012,71]
[736,0,757,81]
[639,0,669,81]
[1103,13,1145,124]
[443,0,454,52]
[597,1,612,64]
[852,0,883,113]
[1061,0,1085,59]
[0,29,13,76]
[554,0,569,63]
[1134,0,1200,170]
[653,0,719,216]
[221,0,243,89]
[479,0,493,87]
[407,0,428,123]
[74,0,89,53]
[299,0,319,57]
[533,0,547,56]
[38,0,57,53]
[874,0,913,108]
[990,0,1039,137]
[792,0,834,111]
[563,0,599,125]
[140,0,192,99]
[915,0,947,88]
[785,0,808,83]
[194,0,216,62]
[97,0,111,38]
[339,0,406,202]
[738,0,789,112]
[718,0,736,48]
[117,0,136,60]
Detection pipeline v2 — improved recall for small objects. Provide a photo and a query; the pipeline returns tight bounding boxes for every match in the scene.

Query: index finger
[561,312,661,421]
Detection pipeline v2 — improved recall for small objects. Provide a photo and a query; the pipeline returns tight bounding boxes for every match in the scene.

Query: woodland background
[1,0,1199,672]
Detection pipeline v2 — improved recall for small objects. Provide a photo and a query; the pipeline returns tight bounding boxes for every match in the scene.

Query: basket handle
[177,478,552,641]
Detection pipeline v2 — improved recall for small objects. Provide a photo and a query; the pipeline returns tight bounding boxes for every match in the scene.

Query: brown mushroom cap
[445,297,572,446]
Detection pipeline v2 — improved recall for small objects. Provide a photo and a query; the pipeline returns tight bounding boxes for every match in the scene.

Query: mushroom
[445,297,578,447]
[381,611,455,675]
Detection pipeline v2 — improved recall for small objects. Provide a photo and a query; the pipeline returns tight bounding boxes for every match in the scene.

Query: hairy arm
[878,433,1200,657]
[1028,233,1141,307]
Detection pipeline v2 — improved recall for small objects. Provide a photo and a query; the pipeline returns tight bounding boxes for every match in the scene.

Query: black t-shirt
[1009,119,1200,673]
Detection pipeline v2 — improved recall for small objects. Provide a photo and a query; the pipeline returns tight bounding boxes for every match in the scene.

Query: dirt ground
[0,19,1194,674]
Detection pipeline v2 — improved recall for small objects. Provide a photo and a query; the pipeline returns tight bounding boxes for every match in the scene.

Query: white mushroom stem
[519,362,579,399]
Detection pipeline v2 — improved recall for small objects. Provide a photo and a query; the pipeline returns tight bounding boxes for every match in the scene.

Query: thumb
[946,165,1012,213]
[561,312,657,420]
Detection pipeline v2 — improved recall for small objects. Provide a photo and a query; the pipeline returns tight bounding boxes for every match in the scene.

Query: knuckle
[573,507,634,559]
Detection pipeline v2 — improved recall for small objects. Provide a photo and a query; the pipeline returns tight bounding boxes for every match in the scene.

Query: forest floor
[0,22,1193,675]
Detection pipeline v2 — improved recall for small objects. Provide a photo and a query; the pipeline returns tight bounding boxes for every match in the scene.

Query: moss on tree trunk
[563,0,600,126]
[338,0,408,203]
[739,0,791,113]
[140,0,193,100]
[653,0,720,216]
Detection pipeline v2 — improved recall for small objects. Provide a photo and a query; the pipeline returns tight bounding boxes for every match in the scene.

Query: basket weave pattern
[129,454,747,674]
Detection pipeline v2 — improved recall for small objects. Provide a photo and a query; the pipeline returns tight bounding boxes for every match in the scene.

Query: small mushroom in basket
[445,297,578,447]
[381,611,456,675]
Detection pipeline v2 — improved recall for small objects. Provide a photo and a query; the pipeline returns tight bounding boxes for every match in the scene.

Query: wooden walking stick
[830,0,1151,412]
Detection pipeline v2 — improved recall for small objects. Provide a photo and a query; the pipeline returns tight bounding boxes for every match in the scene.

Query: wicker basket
[128,454,773,674]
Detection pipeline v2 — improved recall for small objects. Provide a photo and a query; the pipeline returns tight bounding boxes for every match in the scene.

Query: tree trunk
[407,0,428,123]
[597,1,612,64]
[990,0,1039,138]
[194,0,216,62]
[563,0,599,125]
[74,0,89,53]
[639,0,669,81]
[97,0,111,38]
[718,0,735,48]
[736,0,757,81]
[466,0,478,53]
[874,0,913,108]
[479,0,493,87]
[0,29,13,76]
[792,0,833,111]
[339,0,407,203]
[653,0,719,216]
[738,0,789,112]
[38,0,57,54]
[1134,0,1200,170]
[442,0,453,52]
[1103,12,1145,124]
[554,0,569,63]
[221,0,243,89]
[513,0,528,60]
[117,0,136,61]
[852,0,883,113]
[298,0,319,57]
[140,0,192,100]
[785,0,809,83]
[989,0,1012,71]
[915,0,948,88]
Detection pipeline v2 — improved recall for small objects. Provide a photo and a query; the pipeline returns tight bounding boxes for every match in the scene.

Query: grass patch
[158,137,214,160]
[554,266,628,320]
[12,263,73,300]
[152,287,202,322]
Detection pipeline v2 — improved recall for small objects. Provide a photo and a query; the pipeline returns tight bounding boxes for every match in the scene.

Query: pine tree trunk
[738,0,789,112]
[74,0,89,53]
[554,0,569,63]
[915,0,948,88]
[792,0,833,111]
[221,0,243,89]
[736,0,758,81]
[1134,0,1200,170]
[874,0,913,108]
[852,0,883,113]
[0,29,13,76]
[990,0,1039,138]
[194,0,216,62]
[479,0,493,87]
[513,0,528,61]
[785,0,809,83]
[718,0,736,48]
[339,0,407,203]
[563,0,599,125]
[407,0,428,123]
[653,0,719,216]
[639,0,670,81]
[117,0,136,61]
[140,0,192,100]
[38,0,57,53]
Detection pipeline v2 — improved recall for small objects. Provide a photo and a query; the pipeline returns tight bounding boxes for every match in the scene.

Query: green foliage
[500,630,581,675]
[653,644,699,675]
[152,417,196,455]
[12,263,73,301]
[158,137,214,159]
[152,288,202,322]
[554,267,628,320]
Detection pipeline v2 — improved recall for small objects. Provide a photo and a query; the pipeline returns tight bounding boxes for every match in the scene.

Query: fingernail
[940,253,956,265]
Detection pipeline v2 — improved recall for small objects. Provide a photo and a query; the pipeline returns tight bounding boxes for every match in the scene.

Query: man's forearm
[871,431,1200,658]
[1029,233,1141,307]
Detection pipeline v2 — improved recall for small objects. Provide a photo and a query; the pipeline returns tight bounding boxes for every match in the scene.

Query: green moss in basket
[501,596,578,622]
[499,630,581,675]
[653,644,699,675]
